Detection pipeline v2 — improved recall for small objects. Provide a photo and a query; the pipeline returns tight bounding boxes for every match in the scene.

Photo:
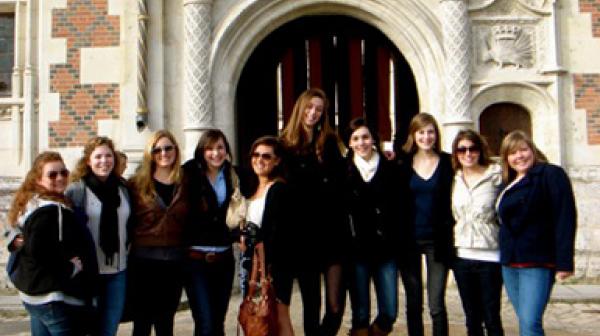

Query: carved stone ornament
[517,0,552,14]
[483,25,533,68]
[468,0,497,11]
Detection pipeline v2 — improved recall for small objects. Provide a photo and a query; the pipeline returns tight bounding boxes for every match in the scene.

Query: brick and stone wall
[574,74,600,145]
[48,0,120,147]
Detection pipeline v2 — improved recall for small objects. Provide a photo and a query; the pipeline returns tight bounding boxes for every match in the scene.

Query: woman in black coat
[397,113,454,336]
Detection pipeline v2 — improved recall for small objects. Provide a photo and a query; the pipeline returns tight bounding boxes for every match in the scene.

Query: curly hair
[129,130,182,205]
[70,136,119,182]
[280,88,338,160]
[7,152,68,227]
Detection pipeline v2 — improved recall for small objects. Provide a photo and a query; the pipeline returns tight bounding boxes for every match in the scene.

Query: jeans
[184,251,235,336]
[349,258,398,331]
[398,240,449,336]
[24,301,82,336]
[502,266,555,336]
[453,258,504,336]
[97,270,127,336]
[129,257,184,336]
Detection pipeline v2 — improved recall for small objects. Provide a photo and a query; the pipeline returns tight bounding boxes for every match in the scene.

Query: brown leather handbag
[238,243,278,336]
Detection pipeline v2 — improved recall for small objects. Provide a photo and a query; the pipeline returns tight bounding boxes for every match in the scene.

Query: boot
[349,328,369,336]
[368,322,391,336]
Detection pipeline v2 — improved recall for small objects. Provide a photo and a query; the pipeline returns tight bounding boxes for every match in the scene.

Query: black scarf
[83,173,121,265]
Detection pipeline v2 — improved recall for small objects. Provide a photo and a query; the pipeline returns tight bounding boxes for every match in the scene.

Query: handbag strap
[248,242,268,297]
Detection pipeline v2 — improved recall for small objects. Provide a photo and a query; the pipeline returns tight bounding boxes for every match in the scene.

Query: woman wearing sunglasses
[128,130,187,336]
[182,129,237,336]
[238,136,292,332]
[450,129,504,336]
[67,136,132,336]
[342,118,401,336]
[279,88,348,336]
[8,151,97,336]
[497,130,576,336]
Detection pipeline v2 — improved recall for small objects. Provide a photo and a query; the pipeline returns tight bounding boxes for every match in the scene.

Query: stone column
[440,0,473,150]
[183,0,213,159]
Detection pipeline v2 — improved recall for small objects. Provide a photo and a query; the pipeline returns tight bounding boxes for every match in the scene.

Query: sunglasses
[456,146,480,154]
[151,145,175,155]
[46,169,69,180]
[251,152,274,161]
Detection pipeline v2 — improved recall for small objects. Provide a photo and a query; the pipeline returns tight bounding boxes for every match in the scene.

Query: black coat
[497,163,577,271]
[396,152,455,264]
[12,203,98,300]
[344,156,404,262]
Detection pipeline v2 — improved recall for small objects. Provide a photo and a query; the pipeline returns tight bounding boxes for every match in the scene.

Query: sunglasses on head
[46,169,69,180]
[151,145,175,155]
[251,152,274,161]
[456,145,480,154]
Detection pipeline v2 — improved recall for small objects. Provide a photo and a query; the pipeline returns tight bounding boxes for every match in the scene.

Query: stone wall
[0,177,21,289]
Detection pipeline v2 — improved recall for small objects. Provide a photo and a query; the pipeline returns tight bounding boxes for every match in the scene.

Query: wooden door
[479,103,532,155]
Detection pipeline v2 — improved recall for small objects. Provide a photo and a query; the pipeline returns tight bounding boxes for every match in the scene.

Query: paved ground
[2,284,600,335]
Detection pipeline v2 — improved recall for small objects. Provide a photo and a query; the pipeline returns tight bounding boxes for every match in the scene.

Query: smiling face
[456,139,481,169]
[37,161,69,194]
[152,136,177,170]
[251,144,280,179]
[87,145,115,181]
[302,96,324,130]
[414,123,437,152]
[507,141,535,177]
[203,137,228,171]
[349,126,375,160]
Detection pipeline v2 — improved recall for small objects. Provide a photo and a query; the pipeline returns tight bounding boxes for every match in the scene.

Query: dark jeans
[349,258,398,331]
[453,257,504,336]
[184,251,234,336]
[24,301,83,336]
[129,257,184,336]
[398,240,449,336]
[272,264,321,336]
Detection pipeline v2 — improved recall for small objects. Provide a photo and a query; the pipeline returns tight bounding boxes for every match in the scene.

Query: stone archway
[210,0,445,156]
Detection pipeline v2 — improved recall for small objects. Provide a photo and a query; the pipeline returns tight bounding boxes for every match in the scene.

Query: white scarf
[353,150,380,182]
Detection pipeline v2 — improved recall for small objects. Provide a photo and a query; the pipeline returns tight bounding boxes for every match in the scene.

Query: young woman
[397,113,454,336]
[182,129,236,336]
[279,88,348,336]
[497,130,576,336]
[8,151,97,336]
[67,136,132,336]
[238,136,293,334]
[451,130,504,336]
[128,130,187,336]
[343,118,401,336]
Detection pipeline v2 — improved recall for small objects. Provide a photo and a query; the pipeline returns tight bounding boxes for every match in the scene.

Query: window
[0,13,15,97]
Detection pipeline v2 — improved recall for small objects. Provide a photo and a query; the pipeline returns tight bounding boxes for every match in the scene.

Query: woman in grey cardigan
[66,136,132,336]
[450,129,504,336]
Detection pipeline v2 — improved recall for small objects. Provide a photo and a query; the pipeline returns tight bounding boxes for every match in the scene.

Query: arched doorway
[479,102,532,155]
[235,15,419,161]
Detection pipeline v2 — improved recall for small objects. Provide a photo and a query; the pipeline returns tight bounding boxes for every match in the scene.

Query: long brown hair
[70,136,120,182]
[499,130,547,183]
[280,88,336,160]
[451,129,492,170]
[7,152,69,227]
[401,113,442,154]
[130,130,182,205]
[193,129,232,170]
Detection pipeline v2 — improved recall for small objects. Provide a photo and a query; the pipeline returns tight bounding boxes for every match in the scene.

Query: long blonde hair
[130,130,182,205]
[280,88,336,159]
[499,130,547,183]
[70,136,120,182]
[401,113,442,154]
[7,152,68,227]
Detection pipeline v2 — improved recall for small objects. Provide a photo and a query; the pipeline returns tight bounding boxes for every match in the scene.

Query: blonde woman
[497,130,576,336]
[67,136,132,336]
[128,130,187,336]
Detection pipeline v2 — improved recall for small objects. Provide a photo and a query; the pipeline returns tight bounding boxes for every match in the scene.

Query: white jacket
[452,163,502,257]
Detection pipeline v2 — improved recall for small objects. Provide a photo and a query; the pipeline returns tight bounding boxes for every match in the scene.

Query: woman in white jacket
[450,129,504,336]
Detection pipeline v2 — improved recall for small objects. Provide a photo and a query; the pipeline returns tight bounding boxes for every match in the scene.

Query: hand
[11,235,24,250]
[556,271,573,281]
[70,257,82,273]
[383,150,396,160]
[240,236,247,253]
